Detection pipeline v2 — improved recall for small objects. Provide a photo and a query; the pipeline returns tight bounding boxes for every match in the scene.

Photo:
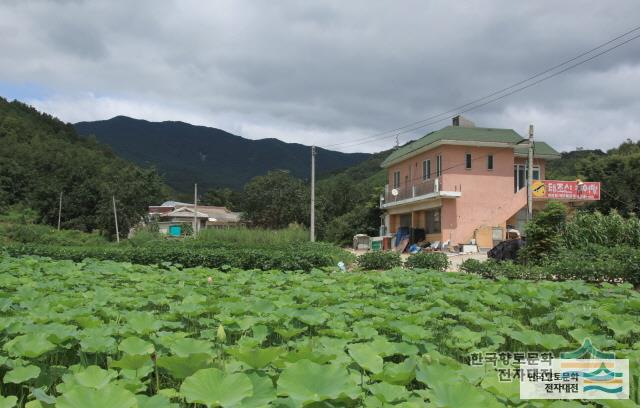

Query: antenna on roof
[394,135,400,149]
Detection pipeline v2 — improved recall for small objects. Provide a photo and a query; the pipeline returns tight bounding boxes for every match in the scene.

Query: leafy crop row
[0,256,638,407]
[357,251,449,272]
[1,244,337,272]
[462,244,640,287]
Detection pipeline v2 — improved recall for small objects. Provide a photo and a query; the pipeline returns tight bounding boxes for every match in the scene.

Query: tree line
[3,95,638,244]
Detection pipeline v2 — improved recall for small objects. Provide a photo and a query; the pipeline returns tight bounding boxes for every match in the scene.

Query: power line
[323,25,640,150]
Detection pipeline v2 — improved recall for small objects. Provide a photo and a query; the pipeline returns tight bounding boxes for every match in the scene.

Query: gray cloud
[0,0,639,153]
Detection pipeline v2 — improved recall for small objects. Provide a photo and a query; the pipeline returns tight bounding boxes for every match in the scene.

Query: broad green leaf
[372,358,416,385]
[136,394,177,408]
[4,365,40,384]
[56,384,137,408]
[3,333,55,358]
[0,396,17,408]
[157,353,213,379]
[118,336,155,355]
[348,343,383,374]
[277,359,359,405]
[367,382,408,403]
[169,338,213,357]
[80,336,116,354]
[429,381,491,407]
[227,346,284,369]
[180,368,253,407]
[73,366,117,389]
[110,354,151,370]
[237,372,276,408]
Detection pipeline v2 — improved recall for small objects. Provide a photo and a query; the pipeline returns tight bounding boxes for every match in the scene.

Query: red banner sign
[532,180,601,201]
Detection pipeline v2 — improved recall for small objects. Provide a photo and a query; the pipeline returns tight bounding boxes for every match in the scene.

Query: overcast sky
[1,0,639,153]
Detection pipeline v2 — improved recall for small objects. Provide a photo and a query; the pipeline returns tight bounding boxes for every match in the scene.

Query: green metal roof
[380,126,560,167]
[514,141,561,159]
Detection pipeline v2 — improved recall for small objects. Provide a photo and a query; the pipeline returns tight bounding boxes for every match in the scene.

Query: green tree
[200,187,242,210]
[0,97,168,239]
[241,171,308,229]
[519,202,567,264]
[577,141,640,215]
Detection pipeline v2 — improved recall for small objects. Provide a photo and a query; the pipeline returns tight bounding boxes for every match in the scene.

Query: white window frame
[393,171,401,188]
[465,153,472,170]
[514,164,540,191]
[436,155,442,177]
[422,159,431,180]
[487,154,494,170]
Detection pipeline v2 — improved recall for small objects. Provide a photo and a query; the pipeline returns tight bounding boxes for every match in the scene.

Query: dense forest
[0,98,168,238]
[75,116,370,192]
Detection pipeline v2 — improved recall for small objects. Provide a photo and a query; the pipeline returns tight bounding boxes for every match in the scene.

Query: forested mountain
[0,98,167,237]
[74,116,370,192]
[546,149,606,179]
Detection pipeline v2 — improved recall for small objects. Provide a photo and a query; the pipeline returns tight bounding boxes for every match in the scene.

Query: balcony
[380,178,461,209]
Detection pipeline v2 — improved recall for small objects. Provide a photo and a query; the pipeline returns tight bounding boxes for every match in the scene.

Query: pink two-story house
[380,116,592,249]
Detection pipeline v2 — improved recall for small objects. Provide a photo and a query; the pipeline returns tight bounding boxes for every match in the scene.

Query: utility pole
[112,195,120,243]
[193,183,198,236]
[57,191,62,230]
[527,124,534,221]
[310,146,316,242]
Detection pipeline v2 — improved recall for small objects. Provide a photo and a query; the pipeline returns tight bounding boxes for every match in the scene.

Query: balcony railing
[383,179,439,203]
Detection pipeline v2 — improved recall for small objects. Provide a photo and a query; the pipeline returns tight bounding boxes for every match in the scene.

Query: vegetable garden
[0,256,639,407]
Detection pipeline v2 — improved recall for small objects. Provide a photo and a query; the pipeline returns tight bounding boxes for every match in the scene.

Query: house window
[426,208,441,234]
[436,155,442,177]
[422,160,431,180]
[487,155,494,170]
[393,171,400,188]
[465,153,472,169]
[514,164,541,192]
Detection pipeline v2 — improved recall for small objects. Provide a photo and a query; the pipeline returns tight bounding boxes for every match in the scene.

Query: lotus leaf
[180,368,253,407]
[237,372,276,408]
[56,384,137,408]
[367,382,408,403]
[277,359,359,405]
[73,365,117,389]
[227,346,284,369]
[157,353,213,379]
[4,365,40,384]
[118,336,155,355]
[347,343,383,374]
[136,394,177,408]
[3,333,55,358]
[0,396,17,408]
[169,338,213,357]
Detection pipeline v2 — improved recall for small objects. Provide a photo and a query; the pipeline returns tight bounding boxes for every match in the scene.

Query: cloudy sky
[1,0,639,153]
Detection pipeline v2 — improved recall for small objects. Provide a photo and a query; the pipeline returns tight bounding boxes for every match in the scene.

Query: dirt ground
[346,249,487,272]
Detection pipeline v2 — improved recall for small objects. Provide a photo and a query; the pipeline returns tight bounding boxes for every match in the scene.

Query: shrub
[357,251,402,270]
[405,252,449,271]
[462,245,640,286]
[563,210,640,249]
[519,202,567,264]
[460,258,487,276]
[547,245,640,285]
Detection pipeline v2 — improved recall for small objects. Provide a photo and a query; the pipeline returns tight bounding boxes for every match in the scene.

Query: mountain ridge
[74,115,370,192]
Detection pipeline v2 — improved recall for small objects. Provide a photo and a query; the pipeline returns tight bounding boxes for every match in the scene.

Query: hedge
[357,251,402,270]
[461,244,640,286]
[405,252,449,272]
[1,244,335,272]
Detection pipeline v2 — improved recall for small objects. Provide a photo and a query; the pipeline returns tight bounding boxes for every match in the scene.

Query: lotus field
[1,256,639,407]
